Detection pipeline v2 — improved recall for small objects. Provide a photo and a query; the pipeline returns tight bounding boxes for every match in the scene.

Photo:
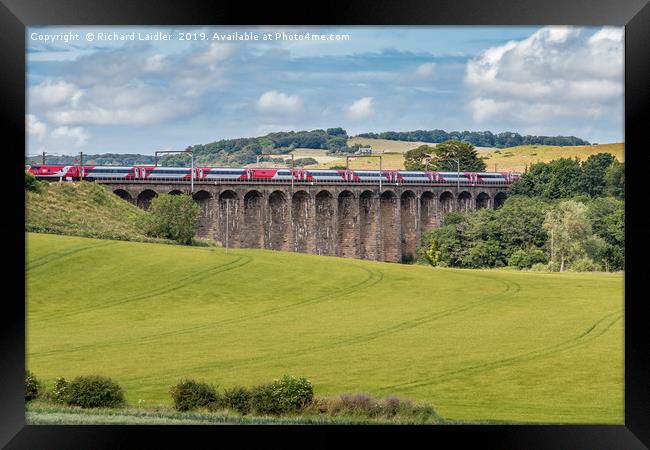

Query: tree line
[358,129,590,148]
[419,152,624,272]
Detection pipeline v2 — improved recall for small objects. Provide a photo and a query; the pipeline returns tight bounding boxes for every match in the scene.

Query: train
[25,164,520,184]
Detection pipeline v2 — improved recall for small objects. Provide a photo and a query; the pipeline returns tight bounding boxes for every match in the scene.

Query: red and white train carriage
[26,164,520,184]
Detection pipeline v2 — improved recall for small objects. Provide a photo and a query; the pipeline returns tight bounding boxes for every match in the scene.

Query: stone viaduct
[99,181,510,263]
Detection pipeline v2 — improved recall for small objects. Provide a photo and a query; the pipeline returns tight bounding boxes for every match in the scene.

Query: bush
[52,377,70,403]
[25,370,41,401]
[569,257,602,272]
[249,375,313,416]
[271,375,313,413]
[143,194,200,245]
[66,375,125,408]
[337,393,382,417]
[170,379,219,411]
[222,386,252,415]
[508,247,548,269]
[529,262,549,272]
[25,172,44,193]
[250,383,279,415]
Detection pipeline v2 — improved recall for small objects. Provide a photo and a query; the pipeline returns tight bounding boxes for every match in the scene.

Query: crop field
[334,139,625,173]
[26,233,623,424]
[478,143,625,173]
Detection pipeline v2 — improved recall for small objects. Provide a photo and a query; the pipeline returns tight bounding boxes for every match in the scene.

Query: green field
[26,233,623,424]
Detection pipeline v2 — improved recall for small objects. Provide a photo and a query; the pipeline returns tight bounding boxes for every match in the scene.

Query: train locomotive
[26,164,520,184]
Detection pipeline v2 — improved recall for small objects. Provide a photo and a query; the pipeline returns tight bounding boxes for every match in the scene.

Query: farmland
[302,139,625,172]
[26,233,623,424]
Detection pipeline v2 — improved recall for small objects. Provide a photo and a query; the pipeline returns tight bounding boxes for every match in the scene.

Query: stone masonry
[106,181,511,263]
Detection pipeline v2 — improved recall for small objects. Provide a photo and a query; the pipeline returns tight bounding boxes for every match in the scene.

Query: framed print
[2,0,649,447]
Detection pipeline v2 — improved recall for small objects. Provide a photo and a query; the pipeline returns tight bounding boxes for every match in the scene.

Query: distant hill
[26,128,595,168]
[356,129,590,148]
[306,141,624,172]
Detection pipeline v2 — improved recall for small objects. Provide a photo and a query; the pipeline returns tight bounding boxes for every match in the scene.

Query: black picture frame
[2,0,648,447]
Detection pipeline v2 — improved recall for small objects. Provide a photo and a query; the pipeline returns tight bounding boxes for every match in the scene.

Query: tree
[604,160,625,199]
[144,194,200,244]
[580,153,616,197]
[428,140,486,172]
[586,197,624,270]
[509,158,583,199]
[543,200,592,272]
[404,145,435,171]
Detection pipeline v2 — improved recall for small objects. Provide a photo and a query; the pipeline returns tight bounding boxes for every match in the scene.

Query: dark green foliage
[222,386,252,415]
[586,197,625,270]
[357,129,588,147]
[403,145,435,171]
[604,161,624,199]
[271,375,314,413]
[420,140,487,172]
[143,194,200,244]
[509,153,621,200]
[66,375,125,408]
[25,370,42,401]
[25,171,44,192]
[169,379,219,412]
[328,164,348,170]
[250,383,279,415]
[508,247,548,269]
[160,129,354,167]
[250,375,314,415]
[463,240,505,268]
[418,193,622,272]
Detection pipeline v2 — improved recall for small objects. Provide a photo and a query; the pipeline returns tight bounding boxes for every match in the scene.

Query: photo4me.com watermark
[29,30,352,43]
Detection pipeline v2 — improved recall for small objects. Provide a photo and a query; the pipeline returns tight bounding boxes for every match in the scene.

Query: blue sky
[26,26,624,155]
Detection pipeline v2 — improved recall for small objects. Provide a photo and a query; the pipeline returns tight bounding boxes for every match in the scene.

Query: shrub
[508,247,548,269]
[381,396,403,417]
[66,375,125,408]
[52,377,70,403]
[169,379,219,412]
[529,262,548,272]
[25,370,41,401]
[569,257,602,272]
[222,386,252,415]
[271,375,314,414]
[143,194,200,245]
[25,171,44,193]
[250,375,313,416]
[250,383,279,415]
[337,393,382,417]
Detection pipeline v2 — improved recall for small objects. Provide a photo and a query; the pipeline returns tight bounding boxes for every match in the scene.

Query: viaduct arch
[105,182,509,263]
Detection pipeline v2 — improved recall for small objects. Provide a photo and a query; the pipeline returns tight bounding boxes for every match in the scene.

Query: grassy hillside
[333,139,625,172]
[27,233,623,424]
[478,143,625,173]
[26,181,171,244]
[348,137,433,153]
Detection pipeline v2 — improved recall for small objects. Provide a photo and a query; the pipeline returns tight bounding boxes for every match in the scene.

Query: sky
[26,26,624,156]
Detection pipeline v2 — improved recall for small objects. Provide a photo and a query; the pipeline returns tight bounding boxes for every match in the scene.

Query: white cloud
[256,90,302,113]
[50,126,90,147]
[414,62,436,79]
[346,97,375,119]
[43,83,192,126]
[465,26,623,123]
[189,42,235,65]
[143,54,167,72]
[26,114,48,142]
[31,80,83,107]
